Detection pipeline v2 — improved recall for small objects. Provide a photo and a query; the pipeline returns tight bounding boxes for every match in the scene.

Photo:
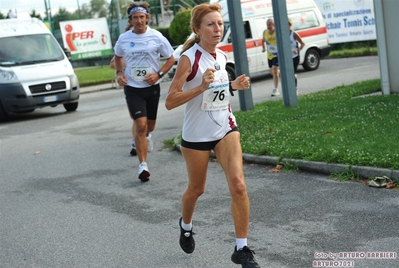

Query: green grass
[328,47,378,58]
[75,66,115,87]
[74,47,399,172]
[234,79,399,170]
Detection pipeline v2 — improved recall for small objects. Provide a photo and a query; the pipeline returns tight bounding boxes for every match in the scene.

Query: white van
[0,18,80,121]
[168,0,330,79]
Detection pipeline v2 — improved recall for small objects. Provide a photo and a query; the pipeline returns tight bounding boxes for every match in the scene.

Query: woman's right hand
[201,67,216,90]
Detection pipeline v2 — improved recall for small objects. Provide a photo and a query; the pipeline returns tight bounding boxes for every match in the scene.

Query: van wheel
[64,102,78,112]
[0,102,8,122]
[303,48,320,71]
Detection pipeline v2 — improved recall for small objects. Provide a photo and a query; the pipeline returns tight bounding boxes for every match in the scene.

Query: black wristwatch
[157,71,164,78]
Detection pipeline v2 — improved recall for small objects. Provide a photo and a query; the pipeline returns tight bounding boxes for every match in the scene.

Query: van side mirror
[63,47,72,60]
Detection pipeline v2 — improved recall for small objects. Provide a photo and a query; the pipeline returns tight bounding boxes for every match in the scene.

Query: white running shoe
[138,162,150,182]
[271,88,280,97]
[147,134,154,152]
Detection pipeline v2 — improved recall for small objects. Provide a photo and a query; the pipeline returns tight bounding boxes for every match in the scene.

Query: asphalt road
[1,56,398,268]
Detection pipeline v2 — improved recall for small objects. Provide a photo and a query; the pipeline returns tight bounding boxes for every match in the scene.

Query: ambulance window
[225,21,252,43]
[243,21,252,39]
[223,21,230,40]
[288,11,320,31]
[253,18,267,39]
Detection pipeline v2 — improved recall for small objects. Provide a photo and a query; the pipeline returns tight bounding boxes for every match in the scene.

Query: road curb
[176,145,398,180]
[86,85,399,182]
[243,153,398,179]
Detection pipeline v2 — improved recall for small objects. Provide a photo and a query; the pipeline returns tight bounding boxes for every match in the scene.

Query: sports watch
[157,71,164,78]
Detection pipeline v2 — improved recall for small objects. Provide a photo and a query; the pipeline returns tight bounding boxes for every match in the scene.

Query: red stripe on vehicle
[218,40,258,53]
[297,26,327,38]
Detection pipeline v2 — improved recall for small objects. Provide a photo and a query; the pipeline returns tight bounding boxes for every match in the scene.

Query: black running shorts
[124,84,161,120]
[181,128,239,151]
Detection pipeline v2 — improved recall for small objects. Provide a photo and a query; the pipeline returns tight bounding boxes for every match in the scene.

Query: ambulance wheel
[226,65,236,81]
[302,48,320,71]
[64,102,78,112]
[0,101,8,122]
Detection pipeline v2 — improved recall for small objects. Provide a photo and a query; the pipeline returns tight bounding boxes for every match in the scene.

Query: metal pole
[272,0,297,107]
[77,0,81,19]
[226,0,253,111]
[115,0,122,20]
[373,0,390,95]
[160,0,165,25]
[44,0,49,21]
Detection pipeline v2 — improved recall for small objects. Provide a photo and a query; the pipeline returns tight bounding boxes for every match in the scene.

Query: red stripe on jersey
[228,104,237,129]
[187,49,202,82]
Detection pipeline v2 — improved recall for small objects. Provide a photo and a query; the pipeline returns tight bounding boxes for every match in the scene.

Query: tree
[51,8,77,31]
[169,9,191,45]
[30,10,42,20]
[90,0,109,18]
[78,3,92,19]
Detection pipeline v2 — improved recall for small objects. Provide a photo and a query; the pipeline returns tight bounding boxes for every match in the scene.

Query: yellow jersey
[264,30,278,60]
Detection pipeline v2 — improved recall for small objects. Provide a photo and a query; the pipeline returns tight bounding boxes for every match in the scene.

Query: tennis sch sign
[313,0,376,43]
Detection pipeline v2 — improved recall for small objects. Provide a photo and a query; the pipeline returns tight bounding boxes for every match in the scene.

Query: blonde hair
[181,3,222,54]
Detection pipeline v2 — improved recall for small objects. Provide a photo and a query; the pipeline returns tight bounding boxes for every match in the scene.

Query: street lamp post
[43,0,53,33]
[77,0,81,19]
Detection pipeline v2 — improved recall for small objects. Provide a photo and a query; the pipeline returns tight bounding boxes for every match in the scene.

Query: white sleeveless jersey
[290,31,299,59]
[181,43,237,143]
[114,27,174,88]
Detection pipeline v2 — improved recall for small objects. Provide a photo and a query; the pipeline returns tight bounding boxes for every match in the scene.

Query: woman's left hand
[232,74,250,90]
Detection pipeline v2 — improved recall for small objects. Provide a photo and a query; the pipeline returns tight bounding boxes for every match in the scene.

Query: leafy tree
[90,0,109,18]
[30,10,42,20]
[51,8,78,31]
[78,3,93,19]
[169,9,191,45]
[0,12,5,19]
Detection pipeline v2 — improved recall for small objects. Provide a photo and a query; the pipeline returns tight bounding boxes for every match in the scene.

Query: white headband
[129,7,148,16]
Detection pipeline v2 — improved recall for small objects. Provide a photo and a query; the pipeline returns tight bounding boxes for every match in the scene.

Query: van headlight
[0,69,18,83]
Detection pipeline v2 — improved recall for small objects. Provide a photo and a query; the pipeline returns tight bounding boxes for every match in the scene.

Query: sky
[0,0,96,18]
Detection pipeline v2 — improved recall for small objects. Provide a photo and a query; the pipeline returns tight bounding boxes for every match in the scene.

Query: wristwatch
[157,71,164,78]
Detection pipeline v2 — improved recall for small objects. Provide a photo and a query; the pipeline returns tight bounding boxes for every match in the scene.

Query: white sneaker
[271,88,280,97]
[138,162,150,182]
[147,134,154,152]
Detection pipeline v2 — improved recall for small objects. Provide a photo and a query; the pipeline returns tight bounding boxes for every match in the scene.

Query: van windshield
[0,34,64,67]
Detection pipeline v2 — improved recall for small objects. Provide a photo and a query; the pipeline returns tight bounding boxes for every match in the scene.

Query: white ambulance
[168,0,330,79]
[0,18,80,121]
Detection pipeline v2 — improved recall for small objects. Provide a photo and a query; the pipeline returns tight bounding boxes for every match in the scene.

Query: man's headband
[129,7,149,16]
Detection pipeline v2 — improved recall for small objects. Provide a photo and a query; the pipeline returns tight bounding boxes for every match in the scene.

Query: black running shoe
[179,217,195,254]
[231,246,260,268]
[130,144,137,156]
